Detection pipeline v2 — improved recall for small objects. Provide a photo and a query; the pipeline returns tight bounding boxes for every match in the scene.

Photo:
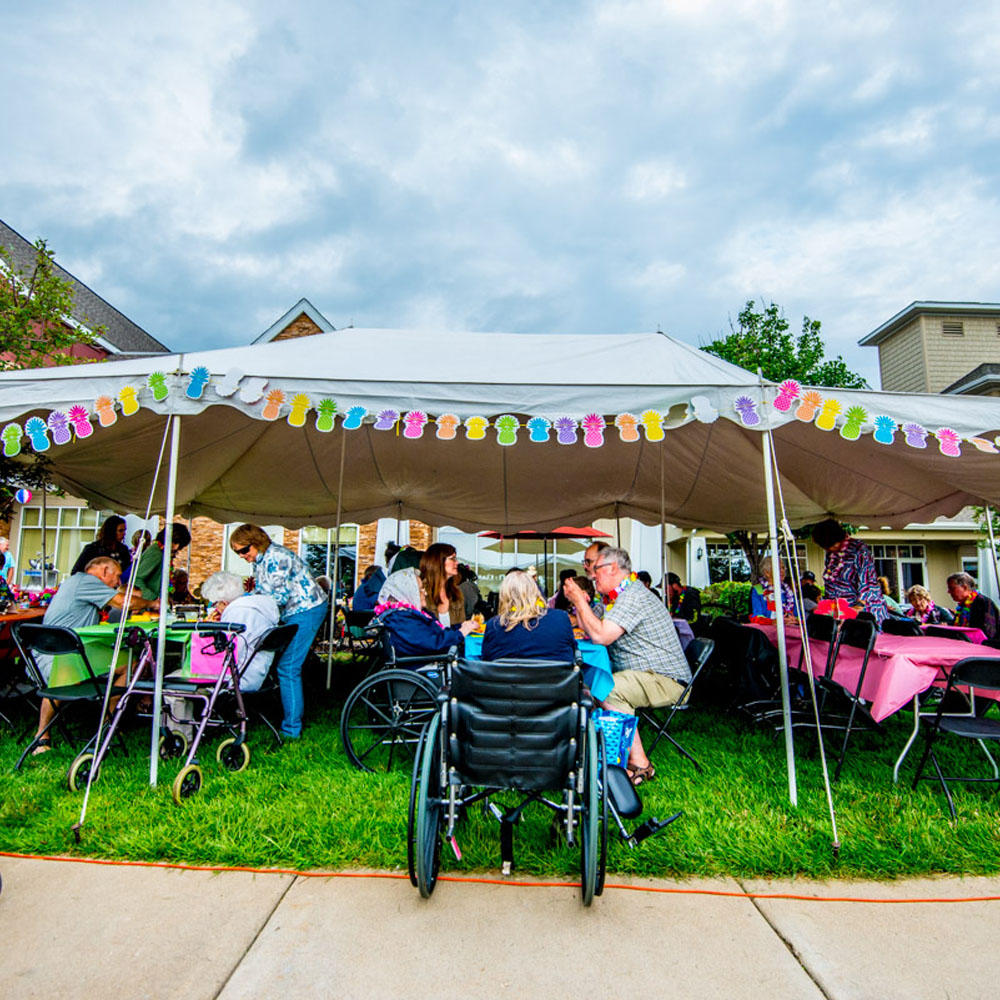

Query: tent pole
[40,477,47,589]
[149,414,181,786]
[985,504,1000,597]
[327,430,347,689]
[762,432,797,806]
[660,443,667,605]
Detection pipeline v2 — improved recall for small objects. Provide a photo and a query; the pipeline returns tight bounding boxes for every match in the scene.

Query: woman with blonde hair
[481,569,576,661]
[905,583,954,625]
[420,543,466,626]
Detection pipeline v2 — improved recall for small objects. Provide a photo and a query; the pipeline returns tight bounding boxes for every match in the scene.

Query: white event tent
[3,327,1000,805]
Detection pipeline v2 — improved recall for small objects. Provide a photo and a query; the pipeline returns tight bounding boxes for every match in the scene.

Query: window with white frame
[871,543,926,597]
[15,505,112,588]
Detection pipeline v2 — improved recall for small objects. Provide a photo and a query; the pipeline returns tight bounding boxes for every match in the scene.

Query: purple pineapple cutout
[47,411,71,445]
[902,423,928,448]
[374,409,399,431]
[554,417,577,445]
[734,396,760,426]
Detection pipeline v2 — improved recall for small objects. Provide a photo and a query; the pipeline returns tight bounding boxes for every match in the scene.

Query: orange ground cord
[2,850,999,904]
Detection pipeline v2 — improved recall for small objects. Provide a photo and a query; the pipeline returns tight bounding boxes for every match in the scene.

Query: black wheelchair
[339,627,453,773]
[407,656,680,906]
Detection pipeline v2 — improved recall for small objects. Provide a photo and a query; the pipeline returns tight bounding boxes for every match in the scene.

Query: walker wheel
[172,763,203,805]
[67,752,98,793]
[159,730,188,760]
[216,737,251,773]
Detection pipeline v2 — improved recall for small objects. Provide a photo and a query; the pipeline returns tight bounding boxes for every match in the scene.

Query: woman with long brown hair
[420,542,467,626]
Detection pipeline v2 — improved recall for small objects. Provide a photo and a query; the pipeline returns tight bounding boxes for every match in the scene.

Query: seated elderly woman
[481,569,577,662]
[376,568,474,659]
[904,584,954,625]
[200,571,281,691]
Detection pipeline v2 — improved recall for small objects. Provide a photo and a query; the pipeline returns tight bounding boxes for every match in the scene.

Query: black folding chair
[882,617,923,637]
[11,623,126,768]
[912,657,1000,817]
[924,625,972,642]
[638,638,714,773]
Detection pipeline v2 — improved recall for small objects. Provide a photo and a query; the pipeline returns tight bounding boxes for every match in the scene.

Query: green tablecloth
[49,621,194,687]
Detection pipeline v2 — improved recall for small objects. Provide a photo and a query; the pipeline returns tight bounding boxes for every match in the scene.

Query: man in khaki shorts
[564,546,690,786]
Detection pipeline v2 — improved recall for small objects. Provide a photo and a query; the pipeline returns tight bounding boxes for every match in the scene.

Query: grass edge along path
[3,680,1000,881]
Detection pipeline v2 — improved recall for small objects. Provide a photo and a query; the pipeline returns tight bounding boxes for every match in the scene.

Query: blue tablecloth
[464,632,615,701]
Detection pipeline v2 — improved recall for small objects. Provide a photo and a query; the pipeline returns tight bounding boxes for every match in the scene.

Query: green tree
[0,238,99,521]
[702,300,868,389]
[1,237,102,370]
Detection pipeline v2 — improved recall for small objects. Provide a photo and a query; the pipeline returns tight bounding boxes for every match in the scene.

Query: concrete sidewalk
[1,856,999,999]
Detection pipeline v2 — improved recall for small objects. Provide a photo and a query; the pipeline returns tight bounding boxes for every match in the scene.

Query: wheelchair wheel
[594,727,609,898]
[340,669,439,773]
[172,763,203,805]
[159,730,188,761]
[579,718,602,906]
[407,722,432,887]
[67,752,98,793]
[414,713,444,898]
[216,737,251,772]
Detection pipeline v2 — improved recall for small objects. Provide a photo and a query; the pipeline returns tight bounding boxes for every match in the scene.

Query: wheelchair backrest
[446,657,585,792]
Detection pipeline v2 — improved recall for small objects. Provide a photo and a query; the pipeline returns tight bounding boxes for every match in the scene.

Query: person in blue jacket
[481,569,577,662]
[375,568,474,659]
[352,564,386,612]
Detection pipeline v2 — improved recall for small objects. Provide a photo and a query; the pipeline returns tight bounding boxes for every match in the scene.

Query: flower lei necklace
[604,572,638,611]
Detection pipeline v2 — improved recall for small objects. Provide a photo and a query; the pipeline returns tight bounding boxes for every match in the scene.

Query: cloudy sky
[4,0,999,384]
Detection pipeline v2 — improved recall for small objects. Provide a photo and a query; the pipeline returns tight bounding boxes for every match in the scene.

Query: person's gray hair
[947,572,977,589]
[599,547,632,573]
[201,571,246,605]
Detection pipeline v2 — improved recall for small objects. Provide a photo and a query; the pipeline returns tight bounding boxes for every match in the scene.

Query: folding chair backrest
[925,625,971,642]
[238,623,298,683]
[881,617,922,637]
[447,657,584,791]
[685,637,714,675]
[13,623,97,685]
[837,618,877,654]
[345,609,374,636]
[950,657,1000,692]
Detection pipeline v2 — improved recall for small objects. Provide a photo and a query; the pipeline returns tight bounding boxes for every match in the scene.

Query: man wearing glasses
[564,546,690,786]
[581,541,610,581]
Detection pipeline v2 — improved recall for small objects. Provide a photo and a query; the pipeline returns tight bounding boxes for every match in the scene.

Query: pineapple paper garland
[1,368,988,459]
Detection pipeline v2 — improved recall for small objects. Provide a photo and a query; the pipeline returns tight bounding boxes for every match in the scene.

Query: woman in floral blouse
[230,524,327,738]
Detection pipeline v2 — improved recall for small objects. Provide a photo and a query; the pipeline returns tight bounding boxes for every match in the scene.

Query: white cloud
[623,161,687,201]
[625,260,687,290]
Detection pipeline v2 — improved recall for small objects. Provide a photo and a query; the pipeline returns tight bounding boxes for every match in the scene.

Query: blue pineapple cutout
[186,366,210,399]
[526,416,551,442]
[872,415,896,445]
[24,416,51,452]
[342,406,367,430]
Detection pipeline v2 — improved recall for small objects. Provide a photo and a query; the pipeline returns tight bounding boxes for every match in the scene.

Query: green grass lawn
[2,656,999,880]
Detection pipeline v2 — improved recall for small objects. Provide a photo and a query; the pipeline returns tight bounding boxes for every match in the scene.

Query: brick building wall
[356,520,434,574]
[273,313,323,341]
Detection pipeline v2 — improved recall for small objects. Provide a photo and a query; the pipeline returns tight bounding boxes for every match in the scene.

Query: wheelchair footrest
[631,811,683,845]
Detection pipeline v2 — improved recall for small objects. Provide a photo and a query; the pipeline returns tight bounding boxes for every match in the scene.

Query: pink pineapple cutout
[403,411,429,439]
[581,413,605,448]
[614,413,640,443]
[436,414,460,440]
[261,389,286,421]
[67,405,93,439]
[94,395,117,427]
[772,379,801,412]
[935,428,961,457]
[794,390,823,422]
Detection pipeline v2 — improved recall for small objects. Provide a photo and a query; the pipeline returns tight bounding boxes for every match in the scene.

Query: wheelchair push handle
[167,621,247,634]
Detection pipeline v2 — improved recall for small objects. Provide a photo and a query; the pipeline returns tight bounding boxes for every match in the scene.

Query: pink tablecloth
[751,622,1000,723]
[919,624,987,644]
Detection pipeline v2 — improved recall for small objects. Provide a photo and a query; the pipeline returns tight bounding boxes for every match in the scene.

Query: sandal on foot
[627,763,655,787]
[31,737,53,756]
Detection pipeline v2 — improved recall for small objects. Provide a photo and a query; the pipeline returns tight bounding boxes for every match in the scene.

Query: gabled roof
[252,297,336,344]
[0,219,169,355]
[860,301,1000,347]
[943,363,1000,395]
